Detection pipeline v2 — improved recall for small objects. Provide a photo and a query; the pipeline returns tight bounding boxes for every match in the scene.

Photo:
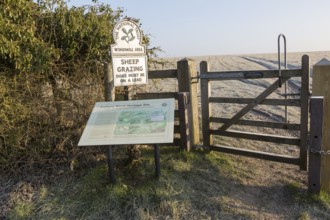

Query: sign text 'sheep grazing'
[112,57,147,85]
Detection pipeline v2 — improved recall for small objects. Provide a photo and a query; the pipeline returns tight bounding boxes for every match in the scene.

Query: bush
[0,0,158,175]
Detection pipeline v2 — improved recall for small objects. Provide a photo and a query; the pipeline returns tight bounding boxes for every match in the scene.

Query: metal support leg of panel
[154,144,160,178]
[107,145,116,183]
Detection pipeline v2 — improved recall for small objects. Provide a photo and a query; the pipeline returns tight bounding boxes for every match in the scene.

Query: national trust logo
[121,27,135,44]
[113,19,141,46]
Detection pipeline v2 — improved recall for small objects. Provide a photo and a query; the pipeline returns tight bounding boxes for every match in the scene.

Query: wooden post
[124,86,135,101]
[178,92,191,151]
[308,97,324,193]
[300,55,309,171]
[104,62,115,102]
[200,61,212,147]
[177,59,200,146]
[104,62,116,183]
[312,58,330,192]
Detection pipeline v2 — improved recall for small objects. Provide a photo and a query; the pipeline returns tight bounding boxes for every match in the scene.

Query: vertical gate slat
[300,55,310,171]
[200,61,212,146]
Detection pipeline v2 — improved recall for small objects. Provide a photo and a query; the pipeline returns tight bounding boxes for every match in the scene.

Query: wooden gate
[200,55,310,170]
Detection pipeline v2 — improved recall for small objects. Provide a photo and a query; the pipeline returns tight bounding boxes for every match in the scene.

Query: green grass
[6,146,330,219]
[286,181,330,219]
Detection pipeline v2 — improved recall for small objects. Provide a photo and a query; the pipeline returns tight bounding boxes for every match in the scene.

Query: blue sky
[67,0,330,57]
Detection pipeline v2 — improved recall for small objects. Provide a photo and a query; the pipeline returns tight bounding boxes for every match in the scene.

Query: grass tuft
[312,190,330,209]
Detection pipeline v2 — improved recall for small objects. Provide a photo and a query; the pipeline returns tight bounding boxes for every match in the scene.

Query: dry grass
[3,146,330,219]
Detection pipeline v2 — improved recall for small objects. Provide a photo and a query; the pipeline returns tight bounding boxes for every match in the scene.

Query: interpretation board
[111,19,148,87]
[78,99,175,146]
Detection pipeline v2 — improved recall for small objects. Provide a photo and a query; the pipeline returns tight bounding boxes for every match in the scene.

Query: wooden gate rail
[209,145,301,165]
[200,55,310,169]
[210,130,300,145]
[148,69,178,79]
[210,118,301,130]
[200,69,302,80]
[209,97,301,106]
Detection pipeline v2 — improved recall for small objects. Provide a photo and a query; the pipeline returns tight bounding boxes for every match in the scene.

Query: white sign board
[111,20,146,55]
[111,19,148,87]
[112,56,147,86]
[78,99,175,146]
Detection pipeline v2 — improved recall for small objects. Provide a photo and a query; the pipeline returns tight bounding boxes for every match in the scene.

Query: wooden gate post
[200,61,212,147]
[308,97,324,193]
[312,58,330,192]
[104,62,115,102]
[104,62,116,183]
[177,58,200,146]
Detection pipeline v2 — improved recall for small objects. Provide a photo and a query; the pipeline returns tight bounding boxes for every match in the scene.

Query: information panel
[78,99,175,146]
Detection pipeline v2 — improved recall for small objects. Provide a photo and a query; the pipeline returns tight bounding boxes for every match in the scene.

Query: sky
[67,0,330,57]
